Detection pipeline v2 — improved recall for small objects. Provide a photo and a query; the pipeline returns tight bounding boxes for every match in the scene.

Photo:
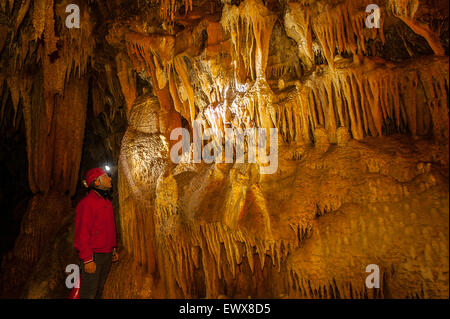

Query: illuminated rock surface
[0,0,448,298]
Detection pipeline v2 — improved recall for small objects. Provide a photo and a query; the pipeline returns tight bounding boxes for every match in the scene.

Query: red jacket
[74,190,117,263]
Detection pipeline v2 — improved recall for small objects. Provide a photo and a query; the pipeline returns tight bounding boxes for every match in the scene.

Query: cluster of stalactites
[123,31,198,123]
[185,0,279,147]
[221,0,277,81]
[153,0,193,21]
[272,56,448,145]
[285,0,385,69]
[203,56,449,148]
[26,0,94,82]
[156,221,304,297]
[0,0,95,130]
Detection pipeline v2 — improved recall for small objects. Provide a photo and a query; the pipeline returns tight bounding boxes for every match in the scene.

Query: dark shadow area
[0,106,31,267]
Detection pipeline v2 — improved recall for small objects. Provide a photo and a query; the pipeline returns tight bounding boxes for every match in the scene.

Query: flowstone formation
[0,0,448,298]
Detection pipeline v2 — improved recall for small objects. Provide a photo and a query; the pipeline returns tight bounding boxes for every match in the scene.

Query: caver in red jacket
[74,189,117,263]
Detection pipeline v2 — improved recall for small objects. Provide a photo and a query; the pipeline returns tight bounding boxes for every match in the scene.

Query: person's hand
[84,261,96,274]
[112,251,119,262]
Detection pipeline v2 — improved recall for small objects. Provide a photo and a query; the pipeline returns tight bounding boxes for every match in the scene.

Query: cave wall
[0,0,448,298]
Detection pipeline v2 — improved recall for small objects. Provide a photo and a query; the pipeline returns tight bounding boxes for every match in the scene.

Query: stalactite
[115,52,137,117]
[168,62,190,120]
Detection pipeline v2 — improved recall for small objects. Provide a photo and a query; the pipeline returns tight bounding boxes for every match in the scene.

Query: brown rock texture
[0,0,448,298]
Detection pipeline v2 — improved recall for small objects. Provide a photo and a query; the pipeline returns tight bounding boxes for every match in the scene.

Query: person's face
[95,173,112,189]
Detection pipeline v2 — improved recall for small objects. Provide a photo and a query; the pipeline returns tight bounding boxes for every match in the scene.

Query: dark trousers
[80,252,112,299]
